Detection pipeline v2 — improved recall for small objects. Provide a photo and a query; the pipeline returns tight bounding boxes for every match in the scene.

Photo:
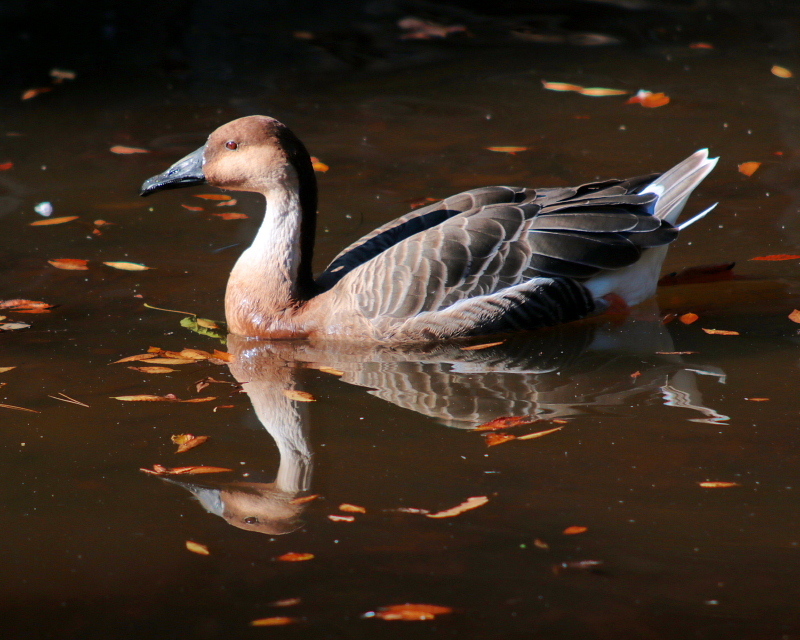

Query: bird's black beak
[140,145,207,196]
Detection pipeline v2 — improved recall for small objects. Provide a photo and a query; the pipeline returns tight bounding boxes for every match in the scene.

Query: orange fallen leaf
[485,433,516,446]
[175,435,209,453]
[460,340,505,351]
[140,357,196,365]
[771,65,793,78]
[534,538,549,549]
[486,146,529,154]
[180,348,213,360]
[271,598,302,607]
[738,161,761,177]
[750,254,800,261]
[690,42,714,49]
[140,464,233,475]
[113,353,158,363]
[0,402,39,413]
[211,350,234,362]
[250,617,296,627]
[48,258,88,270]
[745,397,769,401]
[103,261,152,271]
[318,366,344,376]
[194,194,231,200]
[277,552,314,562]
[542,81,627,96]
[0,367,16,374]
[112,394,216,402]
[699,481,740,488]
[212,212,248,220]
[427,496,488,519]
[0,162,13,171]
[789,309,800,324]
[329,514,355,522]
[290,494,321,505]
[475,415,538,431]
[563,525,587,535]
[627,90,670,107]
[0,322,31,331]
[365,603,452,621]
[283,389,316,402]
[128,366,177,374]
[518,426,564,441]
[0,299,53,310]
[216,199,238,206]
[186,541,210,555]
[110,145,149,154]
[181,204,204,211]
[21,87,52,100]
[339,503,366,513]
[702,328,739,335]
[680,312,699,324]
[29,216,79,226]
[310,156,329,172]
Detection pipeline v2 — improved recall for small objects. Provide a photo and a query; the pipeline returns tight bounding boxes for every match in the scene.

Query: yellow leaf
[112,394,173,402]
[127,366,177,374]
[0,366,16,373]
[185,541,210,555]
[29,216,79,226]
[329,514,355,522]
[283,389,316,402]
[113,353,158,363]
[461,340,505,351]
[738,162,761,177]
[311,156,329,172]
[772,65,793,78]
[339,503,366,513]
[699,481,740,488]
[427,496,488,519]
[486,146,528,154]
[103,261,152,271]
[250,617,295,627]
[578,87,628,96]
[318,366,344,376]
[110,145,149,154]
[702,328,740,335]
[141,358,197,365]
[517,426,564,440]
[542,81,584,92]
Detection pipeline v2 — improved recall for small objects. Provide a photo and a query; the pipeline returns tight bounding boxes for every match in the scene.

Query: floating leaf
[563,525,587,535]
[518,426,564,440]
[175,435,209,453]
[329,514,355,522]
[627,90,670,107]
[181,204,204,211]
[250,617,296,627]
[283,389,316,402]
[179,316,227,340]
[745,397,769,401]
[194,194,231,200]
[542,81,626,96]
[318,366,344,376]
[48,258,88,270]
[216,199,238,207]
[771,65,793,78]
[103,261,152,271]
[789,309,800,324]
[311,156,329,172]
[128,366,176,374]
[699,481,740,488]
[22,87,52,100]
[277,552,314,562]
[211,349,233,362]
[364,604,453,621]
[750,254,800,261]
[679,312,699,325]
[290,494,321,505]
[113,353,157,363]
[50,68,76,81]
[486,146,529,154]
[0,162,13,171]
[212,212,248,220]
[534,538,549,549]
[0,367,16,374]
[485,433,516,446]
[689,42,714,49]
[141,357,197,365]
[186,541,210,555]
[0,299,53,310]
[340,503,366,513]
[140,464,233,475]
[475,415,537,431]
[702,328,739,335]
[0,322,30,331]
[460,340,505,351]
[0,402,39,413]
[112,394,216,402]
[29,216,79,226]
[738,161,761,177]
[427,496,488,519]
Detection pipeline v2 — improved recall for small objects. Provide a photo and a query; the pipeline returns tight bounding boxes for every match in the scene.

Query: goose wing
[324,173,678,339]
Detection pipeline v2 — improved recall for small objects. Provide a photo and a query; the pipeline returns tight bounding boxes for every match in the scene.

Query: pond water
[4,2,800,638]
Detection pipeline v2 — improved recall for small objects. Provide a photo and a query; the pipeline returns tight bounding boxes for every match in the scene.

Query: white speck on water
[34,201,53,217]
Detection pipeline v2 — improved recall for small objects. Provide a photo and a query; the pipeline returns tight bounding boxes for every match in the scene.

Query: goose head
[141,115,317,200]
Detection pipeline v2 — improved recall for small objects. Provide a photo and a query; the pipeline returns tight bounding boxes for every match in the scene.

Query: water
[4,3,800,638]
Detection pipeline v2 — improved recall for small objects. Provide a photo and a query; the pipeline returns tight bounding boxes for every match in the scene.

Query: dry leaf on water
[140,464,233,475]
[363,603,453,621]
[48,258,88,270]
[329,514,355,522]
[0,300,53,311]
[738,162,761,177]
[22,87,52,100]
[680,312,699,324]
[186,541,210,555]
[517,426,564,440]
[486,146,528,154]
[103,261,152,271]
[699,481,740,488]
[250,617,296,627]
[112,394,216,402]
[310,156,329,172]
[290,494,320,505]
[172,434,209,453]
[485,433,516,446]
[283,390,316,402]
[276,552,314,562]
[182,204,204,211]
[216,199,237,206]
[745,397,769,402]
[475,415,538,431]
[563,525,588,535]
[427,496,488,519]
[0,322,31,331]
[194,194,231,200]
[212,213,248,220]
[0,367,16,374]
[702,328,739,336]
[460,340,505,351]
[128,366,176,374]
[750,254,800,261]
[110,145,149,154]
[771,65,793,78]
[29,216,79,226]
[339,503,366,513]
[627,90,670,107]
[317,366,344,376]
[0,403,39,413]
[0,162,13,171]
[542,81,627,96]
[788,309,800,323]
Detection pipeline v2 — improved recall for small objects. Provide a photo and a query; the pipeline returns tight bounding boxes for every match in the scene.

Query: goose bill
[140,145,207,196]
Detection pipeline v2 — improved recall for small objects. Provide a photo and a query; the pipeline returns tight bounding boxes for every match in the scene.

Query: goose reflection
[162,310,727,535]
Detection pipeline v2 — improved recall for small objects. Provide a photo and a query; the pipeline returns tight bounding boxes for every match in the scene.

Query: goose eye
[244,516,259,524]
[225,140,238,150]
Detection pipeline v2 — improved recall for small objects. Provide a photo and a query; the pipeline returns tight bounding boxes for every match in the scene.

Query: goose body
[141,116,717,342]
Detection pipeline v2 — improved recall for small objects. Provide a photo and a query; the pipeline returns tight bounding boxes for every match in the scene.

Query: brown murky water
[5,3,800,638]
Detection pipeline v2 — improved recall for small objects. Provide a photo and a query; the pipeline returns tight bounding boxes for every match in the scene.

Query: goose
[141,115,717,342]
